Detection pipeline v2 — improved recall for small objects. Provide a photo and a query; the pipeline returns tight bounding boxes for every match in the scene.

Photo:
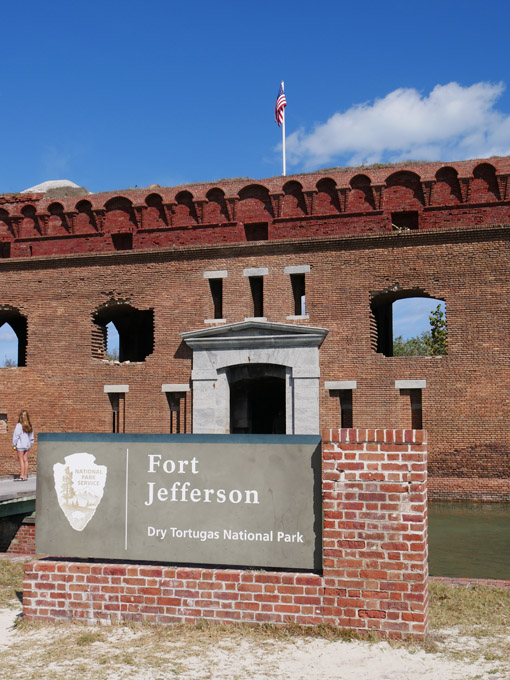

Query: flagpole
[281,81,286,176]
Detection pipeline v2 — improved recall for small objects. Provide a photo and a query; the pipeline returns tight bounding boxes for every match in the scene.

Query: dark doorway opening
[229,365,286,434]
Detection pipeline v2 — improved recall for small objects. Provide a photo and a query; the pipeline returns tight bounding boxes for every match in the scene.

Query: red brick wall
[22,429,428,638]
[0,229,504,498]
[0,514,35,554]
[0,157,509,499]
[429,447,510,501]
[6,518,35,554]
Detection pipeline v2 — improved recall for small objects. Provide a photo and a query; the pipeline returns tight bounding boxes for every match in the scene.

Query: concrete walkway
[0,475,36,504]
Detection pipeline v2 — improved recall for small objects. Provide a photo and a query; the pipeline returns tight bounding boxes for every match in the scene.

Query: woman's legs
[16,450,29,480]
[16,450,24,479]
[22,451,29,479]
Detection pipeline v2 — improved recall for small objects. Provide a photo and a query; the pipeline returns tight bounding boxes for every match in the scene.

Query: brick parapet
[23,429,428,638]
[1,157,510,259]
[0,222,506,274]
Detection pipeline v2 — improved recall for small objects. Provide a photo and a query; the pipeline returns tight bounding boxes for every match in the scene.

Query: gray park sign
[36,434,322,570]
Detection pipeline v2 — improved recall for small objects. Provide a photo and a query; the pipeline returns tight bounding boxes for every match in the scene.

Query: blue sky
[0,0,506,361]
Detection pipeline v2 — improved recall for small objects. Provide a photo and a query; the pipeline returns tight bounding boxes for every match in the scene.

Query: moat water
[428,502,510,580]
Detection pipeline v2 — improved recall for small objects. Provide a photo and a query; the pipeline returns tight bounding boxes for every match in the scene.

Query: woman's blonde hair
[19,410,33,434]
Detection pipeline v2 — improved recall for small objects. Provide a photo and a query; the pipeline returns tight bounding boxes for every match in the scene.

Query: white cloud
[286,82,510,169]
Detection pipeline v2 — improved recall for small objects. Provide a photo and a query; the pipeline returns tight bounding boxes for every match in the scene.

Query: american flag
[275,82,287,126]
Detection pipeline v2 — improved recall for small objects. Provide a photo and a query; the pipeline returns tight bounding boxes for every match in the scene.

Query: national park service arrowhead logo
[53,453,107,531]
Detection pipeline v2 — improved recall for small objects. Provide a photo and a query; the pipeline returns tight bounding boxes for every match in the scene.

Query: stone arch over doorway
[181,321,328,434]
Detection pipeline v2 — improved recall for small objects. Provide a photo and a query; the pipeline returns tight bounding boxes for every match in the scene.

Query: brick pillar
[321,428,428,638]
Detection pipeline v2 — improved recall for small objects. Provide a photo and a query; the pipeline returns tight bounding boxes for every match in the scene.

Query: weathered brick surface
[0,157,509,499]
[428,447,510,501]
[7,519,35,554]
[23,430,428,639]
[0,514,35,553]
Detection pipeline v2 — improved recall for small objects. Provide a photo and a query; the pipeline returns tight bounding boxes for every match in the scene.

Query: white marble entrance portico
[181,321,328,435]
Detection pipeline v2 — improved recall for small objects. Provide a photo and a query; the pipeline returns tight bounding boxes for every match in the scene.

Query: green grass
[0,559,24,608]
[429,581,510,633]
[426,581,510,671]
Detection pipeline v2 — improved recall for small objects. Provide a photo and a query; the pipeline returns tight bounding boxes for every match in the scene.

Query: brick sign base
[23,429,428,638]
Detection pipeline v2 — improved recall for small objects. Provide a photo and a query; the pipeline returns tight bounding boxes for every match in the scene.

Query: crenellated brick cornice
[0,156,510,258]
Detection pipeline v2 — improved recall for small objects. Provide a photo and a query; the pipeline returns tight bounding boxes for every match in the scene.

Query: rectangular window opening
[250,276,264,317]
[166,392,187,433]
[209,278,223,320]
[410,388,422,429]
[109,393,126,433]
[339,390,353,429]
[244,223,268,241]
[391,211,419,231]
[112,233,133,250]
[291,273,306,316]
[0,243,11,258]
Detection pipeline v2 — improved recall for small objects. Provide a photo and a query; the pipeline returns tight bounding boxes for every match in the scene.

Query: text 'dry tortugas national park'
[1,156,509,637]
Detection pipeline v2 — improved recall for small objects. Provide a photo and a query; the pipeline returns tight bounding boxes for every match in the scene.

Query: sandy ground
[0,606,509,680]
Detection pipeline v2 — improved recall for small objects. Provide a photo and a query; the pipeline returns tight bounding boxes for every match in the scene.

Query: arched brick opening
[92,302,154,362]
[370,288,446,356]
[0,307,27,367]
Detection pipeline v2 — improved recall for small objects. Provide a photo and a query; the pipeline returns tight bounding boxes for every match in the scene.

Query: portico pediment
[181,320,328,350]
